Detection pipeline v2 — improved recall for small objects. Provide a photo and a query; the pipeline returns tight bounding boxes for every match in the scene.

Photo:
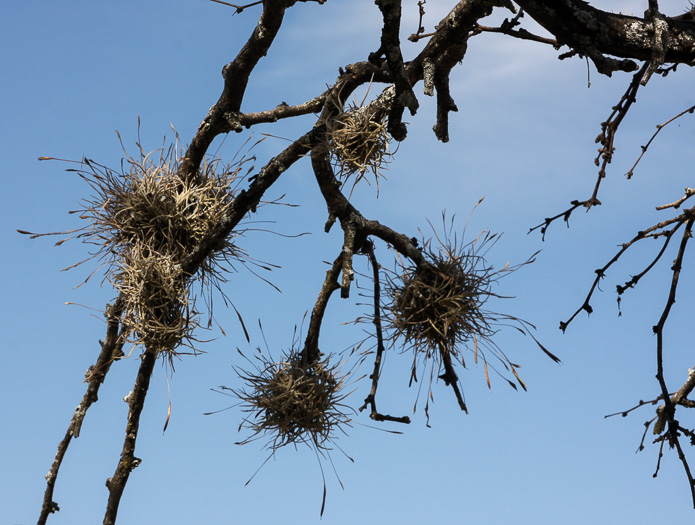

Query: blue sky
[3,1,695,523]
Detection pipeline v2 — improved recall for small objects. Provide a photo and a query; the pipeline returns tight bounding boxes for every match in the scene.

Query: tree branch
[103,348,157,525]
[181,127,320,275]
[302,255,342,366]
[627,105,695,179]
[529,62,650,237]
[559,209,690,332]
[516,0,695,72]
[371,0,419,141]
[651,217,695,507]
[359,243,411,424]
[37,298,125,525]
[179,0,290,181]
[238,94,327,127]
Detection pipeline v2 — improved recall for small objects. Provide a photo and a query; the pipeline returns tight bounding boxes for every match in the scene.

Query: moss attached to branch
[326,103,392,190]
[73,140,248,359]
[383,212,549,410]
[232,350,352,451]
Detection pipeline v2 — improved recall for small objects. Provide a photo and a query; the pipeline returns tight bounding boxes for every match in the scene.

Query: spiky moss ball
[82,154,240,274]
[116,248,193,355]
[235,354,350,450]
[326,105,391,183]
[389,255,490,356]
[76,148,244,356]
[384,222,546,398]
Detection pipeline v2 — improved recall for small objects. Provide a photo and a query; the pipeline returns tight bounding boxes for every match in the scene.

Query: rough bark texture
[517,0,695,69]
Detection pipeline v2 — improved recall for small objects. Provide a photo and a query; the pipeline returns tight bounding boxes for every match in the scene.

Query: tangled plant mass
[43,138,250,359]
[326,102,391,189]
[230,350,352,451]
[26,87,561,522]
[384,215,558,409]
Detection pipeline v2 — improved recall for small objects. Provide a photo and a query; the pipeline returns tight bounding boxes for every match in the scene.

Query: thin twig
[560,211,688,332]
[626,105,695,179]
[529,63,650,238]
[209,0,262,14]
[38,298,125,525]
[359,243,411,424]
[656,187,695,211]
[472,21,558,47]
[604,396,664,419]
[651,217,695,506]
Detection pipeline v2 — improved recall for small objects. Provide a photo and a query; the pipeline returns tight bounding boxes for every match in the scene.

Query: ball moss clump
[73,142,246,359]
[384,217,551,403]
[234,352,351,451]
[326,104,391,187]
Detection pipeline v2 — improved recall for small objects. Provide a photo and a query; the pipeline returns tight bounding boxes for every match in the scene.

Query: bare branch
[407,0,428,42]
[369,0,419,141]
[529,63,650,238]
[38,299,125,525]
[180,0,291,181]
[626,105,695,179]
[652,217,695,506]
[104,348,157,525]
[591,62,650,206]
[239,94,328,127]
[472,9,559,47]
[654,368,695,434]
[516,0,695,69]
[302,255,342,366]
[604,396,664,419]
[656,187,695,211]
[359,243,411,424]
[559,208,691,332]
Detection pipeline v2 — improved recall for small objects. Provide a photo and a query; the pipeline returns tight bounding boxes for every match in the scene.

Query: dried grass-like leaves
[116,246,193,354]
[384,214,542,402]
[326,103,391,188]
[233,351,352,451]
[70,139,248,358]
